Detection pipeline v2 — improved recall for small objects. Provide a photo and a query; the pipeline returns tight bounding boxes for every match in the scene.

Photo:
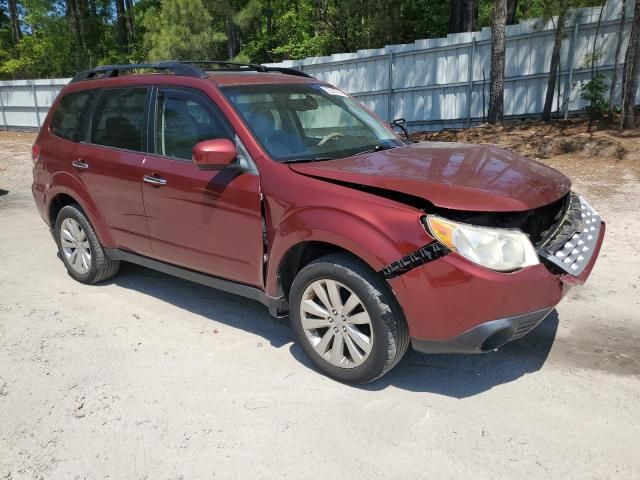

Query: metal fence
[0,0,637,132]
[268,0,637,131]
[0,78,69,131]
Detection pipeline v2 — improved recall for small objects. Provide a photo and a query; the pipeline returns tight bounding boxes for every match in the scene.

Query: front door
[141,86,264,287]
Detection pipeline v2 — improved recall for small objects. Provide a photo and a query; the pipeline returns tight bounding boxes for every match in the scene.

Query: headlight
[425,215,539,272]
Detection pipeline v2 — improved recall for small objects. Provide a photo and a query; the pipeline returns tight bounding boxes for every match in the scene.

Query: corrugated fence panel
[1,0,638,132]
[0,79,69,130]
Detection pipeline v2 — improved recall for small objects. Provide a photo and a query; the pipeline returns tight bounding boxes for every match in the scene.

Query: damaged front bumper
[411,307,554,354]
[388,192,605,355]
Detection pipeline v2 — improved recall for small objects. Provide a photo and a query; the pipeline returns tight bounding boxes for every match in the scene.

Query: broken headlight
[424,215,539,272]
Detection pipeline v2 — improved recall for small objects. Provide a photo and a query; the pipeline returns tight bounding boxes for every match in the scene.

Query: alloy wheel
[299,279,373,368]
[60,217,92,275]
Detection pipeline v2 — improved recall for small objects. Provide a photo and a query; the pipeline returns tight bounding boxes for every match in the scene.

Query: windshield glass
[222,83,403,162]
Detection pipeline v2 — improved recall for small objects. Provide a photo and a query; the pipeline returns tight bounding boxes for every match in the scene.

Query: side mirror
[390,118,411,142]
[192,138,238,171]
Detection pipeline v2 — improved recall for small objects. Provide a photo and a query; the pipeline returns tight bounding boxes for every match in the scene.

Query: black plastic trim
[381,241,450,279]
[105,249,288,317]
[70,61,313,84]
[71,61,208,83]
[411,307,553,354]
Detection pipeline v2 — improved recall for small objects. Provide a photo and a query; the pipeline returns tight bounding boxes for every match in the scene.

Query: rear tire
[54,204,120,284]
[289,253,409,384]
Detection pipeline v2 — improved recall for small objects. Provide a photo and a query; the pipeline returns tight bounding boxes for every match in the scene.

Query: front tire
[54,204,120,284]
[289,253,409,384]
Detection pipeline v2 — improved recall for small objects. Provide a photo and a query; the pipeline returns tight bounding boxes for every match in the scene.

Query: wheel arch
[275,241,369,302]
[46,175,115,247]
[265,206,423,300]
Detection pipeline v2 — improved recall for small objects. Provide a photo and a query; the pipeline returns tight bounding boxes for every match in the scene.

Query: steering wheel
[317,132,345,146]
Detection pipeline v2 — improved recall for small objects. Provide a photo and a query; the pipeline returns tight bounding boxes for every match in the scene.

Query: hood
[289,142,571,212]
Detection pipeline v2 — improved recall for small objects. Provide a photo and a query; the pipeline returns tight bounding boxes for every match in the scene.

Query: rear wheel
[54,204,120,284]
[289,253,409,384]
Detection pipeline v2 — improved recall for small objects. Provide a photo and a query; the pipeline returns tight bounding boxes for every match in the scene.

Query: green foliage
[143,0,225,61]
[0,0,613,80]
[581,73,609,119]
[0,12,76,78]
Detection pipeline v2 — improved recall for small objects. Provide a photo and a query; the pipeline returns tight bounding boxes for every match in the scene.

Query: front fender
[265,205,430,296]
[46,171,116,247]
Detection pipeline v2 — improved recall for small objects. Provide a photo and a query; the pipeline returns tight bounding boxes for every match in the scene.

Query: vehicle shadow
[0,189,9,197]
[109,263,293,349]
[287,309,559,397]
[108,262,558,398]
[359,310,560,397]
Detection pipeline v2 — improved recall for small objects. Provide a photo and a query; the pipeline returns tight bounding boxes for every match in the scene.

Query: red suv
[31,61,605,383]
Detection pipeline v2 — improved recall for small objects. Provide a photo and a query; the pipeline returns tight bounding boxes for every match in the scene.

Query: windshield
[221,83,403,162]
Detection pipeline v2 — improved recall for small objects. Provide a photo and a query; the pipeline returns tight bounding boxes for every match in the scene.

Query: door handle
[72,159,89,170]
[143,174,167,186]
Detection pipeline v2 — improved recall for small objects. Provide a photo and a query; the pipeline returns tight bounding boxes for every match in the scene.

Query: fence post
[387,50,394,122]
[563,22,580,120]
[466,37,476,128]
[0,87,7,131]
[32,84,41,129]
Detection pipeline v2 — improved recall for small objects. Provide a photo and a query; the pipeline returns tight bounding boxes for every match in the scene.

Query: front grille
[537,193,602,276]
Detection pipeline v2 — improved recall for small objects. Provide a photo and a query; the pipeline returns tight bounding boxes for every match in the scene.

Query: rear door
[141,86,264,287]
[74,86,152,255]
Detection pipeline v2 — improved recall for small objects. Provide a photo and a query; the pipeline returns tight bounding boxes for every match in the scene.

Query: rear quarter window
[50,90,95,142]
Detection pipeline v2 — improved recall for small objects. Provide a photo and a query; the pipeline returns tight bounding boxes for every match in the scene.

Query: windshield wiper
[283,156,334,164]
[353,144,398,156]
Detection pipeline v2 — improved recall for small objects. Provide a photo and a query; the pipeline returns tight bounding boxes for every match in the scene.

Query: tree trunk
[609,0,627,118]
[449,0,462,33]
[587,4,606,130]
[542,0,567,122]
[225,18,242,59]
[66,0,85,69]
[449,0,476,33]
[8,0,21,45]
[488,0,507,124]
[124,0,136,42]
[462,0,477,31]
[507,0,517,25]
[621,0,640,129]
[115,0,129,51]
[265,0,273,51]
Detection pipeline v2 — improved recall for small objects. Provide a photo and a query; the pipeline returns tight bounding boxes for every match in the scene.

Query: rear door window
[90,88,148,152]
[50,90,95,142]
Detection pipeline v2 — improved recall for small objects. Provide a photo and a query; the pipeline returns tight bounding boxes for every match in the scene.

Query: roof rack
[70,60,313,83]
[70,61,208,83]
[184,61,313,78]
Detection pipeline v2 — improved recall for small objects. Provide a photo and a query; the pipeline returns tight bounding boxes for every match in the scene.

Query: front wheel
[289,253,409,384]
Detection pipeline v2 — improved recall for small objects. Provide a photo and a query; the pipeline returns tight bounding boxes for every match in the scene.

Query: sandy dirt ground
[0,125,639,480]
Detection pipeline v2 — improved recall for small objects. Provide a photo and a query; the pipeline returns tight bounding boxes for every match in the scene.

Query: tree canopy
[0,0,603,79]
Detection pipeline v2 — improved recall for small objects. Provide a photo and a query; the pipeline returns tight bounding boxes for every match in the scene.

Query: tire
[54,204,120,284]
[289,253,409,384]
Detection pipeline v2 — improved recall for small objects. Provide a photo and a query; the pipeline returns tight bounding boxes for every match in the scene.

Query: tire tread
[292,252,410,383]
[55,204,120,284]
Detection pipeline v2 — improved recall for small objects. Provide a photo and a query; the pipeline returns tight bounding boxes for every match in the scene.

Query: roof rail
[262,66,313,78]
[181,61,313,78]
[70,60,313,83]
[70,61,208,83]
